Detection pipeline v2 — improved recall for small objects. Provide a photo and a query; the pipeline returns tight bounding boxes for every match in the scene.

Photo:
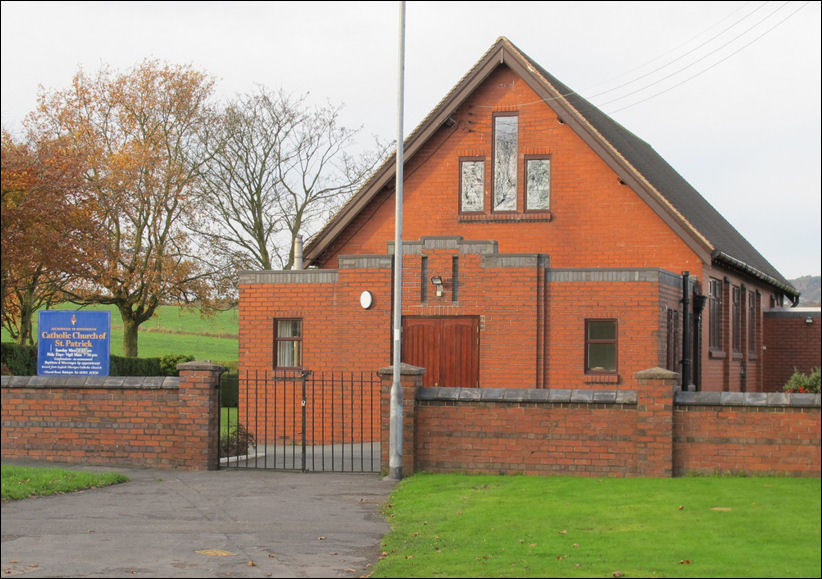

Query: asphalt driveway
[1,460,396,578]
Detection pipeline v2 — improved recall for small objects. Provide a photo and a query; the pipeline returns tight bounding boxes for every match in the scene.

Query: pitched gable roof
[304,37,798,301]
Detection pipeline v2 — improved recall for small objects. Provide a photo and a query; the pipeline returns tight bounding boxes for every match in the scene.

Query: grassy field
[371,473,821,578]
[2,303,238,362]
[1,465,129,501]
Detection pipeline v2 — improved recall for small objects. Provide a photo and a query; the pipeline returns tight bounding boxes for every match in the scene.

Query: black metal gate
[219,370,381,472]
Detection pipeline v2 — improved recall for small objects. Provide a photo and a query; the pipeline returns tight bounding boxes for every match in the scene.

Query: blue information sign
[37,310,111,376]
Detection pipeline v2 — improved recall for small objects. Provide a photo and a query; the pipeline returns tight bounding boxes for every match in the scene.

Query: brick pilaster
[177,361,224,470]
[634,367,678,477]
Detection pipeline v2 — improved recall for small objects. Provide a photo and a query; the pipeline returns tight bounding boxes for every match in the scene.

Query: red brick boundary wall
[380,365,820,477]
[1,361,223,470]
[674,390,820,476]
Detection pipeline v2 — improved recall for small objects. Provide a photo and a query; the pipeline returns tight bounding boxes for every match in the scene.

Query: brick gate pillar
[634,367,679,477]
[379,363,425,478]
[177,361,225,470]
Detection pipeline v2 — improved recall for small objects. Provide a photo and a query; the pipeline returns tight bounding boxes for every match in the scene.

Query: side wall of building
[762,309,822,392]
[696,265,795,392]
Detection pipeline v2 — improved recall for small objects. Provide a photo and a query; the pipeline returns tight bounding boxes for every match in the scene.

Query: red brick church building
[239,37,800,395]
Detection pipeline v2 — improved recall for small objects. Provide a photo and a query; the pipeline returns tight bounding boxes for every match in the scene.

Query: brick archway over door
[402,316,479,388]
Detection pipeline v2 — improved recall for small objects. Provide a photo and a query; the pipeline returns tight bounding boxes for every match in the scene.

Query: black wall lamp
[431,275,444,297]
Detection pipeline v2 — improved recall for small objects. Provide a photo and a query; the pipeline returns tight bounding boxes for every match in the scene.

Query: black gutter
[712,251,800,306]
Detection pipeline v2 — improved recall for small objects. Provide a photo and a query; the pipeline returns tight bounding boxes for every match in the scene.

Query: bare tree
[196,88,390,271]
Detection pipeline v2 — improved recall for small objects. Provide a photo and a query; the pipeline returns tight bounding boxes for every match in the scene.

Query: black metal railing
[220,369,381,472]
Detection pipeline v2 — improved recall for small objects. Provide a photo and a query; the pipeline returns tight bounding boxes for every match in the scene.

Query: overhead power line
[604,0,811,114]
[584,0,769,98]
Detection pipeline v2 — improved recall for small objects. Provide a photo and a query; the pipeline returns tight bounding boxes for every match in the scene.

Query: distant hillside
[790,275,821,306]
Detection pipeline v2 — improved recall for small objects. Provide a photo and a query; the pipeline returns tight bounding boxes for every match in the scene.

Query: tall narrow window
[451,256,459,303]
[732,286,741,353]
[525,156,551,211]
[666,309,679,372]
[274,318,302,368]
[460,158,484,212]
[709,278,723,351]
[421,256,428,303]
[748,290,757,355]
[493,114,518,211]
[585,319,617,374]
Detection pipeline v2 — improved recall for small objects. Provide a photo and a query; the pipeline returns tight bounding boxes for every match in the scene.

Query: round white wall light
[360,290,373,310]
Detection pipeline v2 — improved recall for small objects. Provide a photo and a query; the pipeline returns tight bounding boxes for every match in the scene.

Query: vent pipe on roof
[294,235,304,270]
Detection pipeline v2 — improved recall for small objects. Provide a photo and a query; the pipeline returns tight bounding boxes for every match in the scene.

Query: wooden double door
[402,316,479,388]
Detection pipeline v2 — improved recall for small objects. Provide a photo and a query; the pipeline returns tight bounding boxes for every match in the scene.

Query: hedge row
[1,342,169,376]
[1,342,238,406]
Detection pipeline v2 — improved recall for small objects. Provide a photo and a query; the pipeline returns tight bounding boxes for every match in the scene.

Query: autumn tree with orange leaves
[29,60,226,357]
[1,129,100,345]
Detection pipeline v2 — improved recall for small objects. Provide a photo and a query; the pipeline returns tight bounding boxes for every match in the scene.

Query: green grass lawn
[1,465,129,500]
[2,303,238,362]
[371,473,821,578]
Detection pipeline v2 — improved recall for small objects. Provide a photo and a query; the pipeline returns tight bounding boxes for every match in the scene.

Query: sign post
[37,310,111,376]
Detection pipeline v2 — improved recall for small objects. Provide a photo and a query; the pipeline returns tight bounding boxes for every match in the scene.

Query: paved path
[1,460,396,578]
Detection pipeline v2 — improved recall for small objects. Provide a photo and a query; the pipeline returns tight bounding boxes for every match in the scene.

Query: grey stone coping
[387,237,499,256]
[458,388,483,402]
[414,387,818,408]
[547,268,678,285]
[416,387,457,401]
[378,363,426,377]
[416,387,637,405]
[481,254,548,269]
[1,375,181,389]
[675,391,821,408]
[176,361,227,373]
[337,255,393,269]
[238,269,339,284]
[635,367,679,380]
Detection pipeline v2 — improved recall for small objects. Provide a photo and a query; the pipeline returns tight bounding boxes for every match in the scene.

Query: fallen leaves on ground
[195,549,235,557]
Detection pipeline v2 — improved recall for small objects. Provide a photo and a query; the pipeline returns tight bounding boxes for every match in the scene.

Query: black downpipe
[692,293,707,392]
[681,271,692,391]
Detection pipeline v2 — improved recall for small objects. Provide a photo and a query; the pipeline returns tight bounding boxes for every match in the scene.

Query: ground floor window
[585,319,617,374]
[274,318,302,368]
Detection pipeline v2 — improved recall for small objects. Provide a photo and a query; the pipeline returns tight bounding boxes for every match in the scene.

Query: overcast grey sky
[2,1,819,279]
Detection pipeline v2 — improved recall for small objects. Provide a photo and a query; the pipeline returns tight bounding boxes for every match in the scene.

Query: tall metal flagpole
[388,0,406,481]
